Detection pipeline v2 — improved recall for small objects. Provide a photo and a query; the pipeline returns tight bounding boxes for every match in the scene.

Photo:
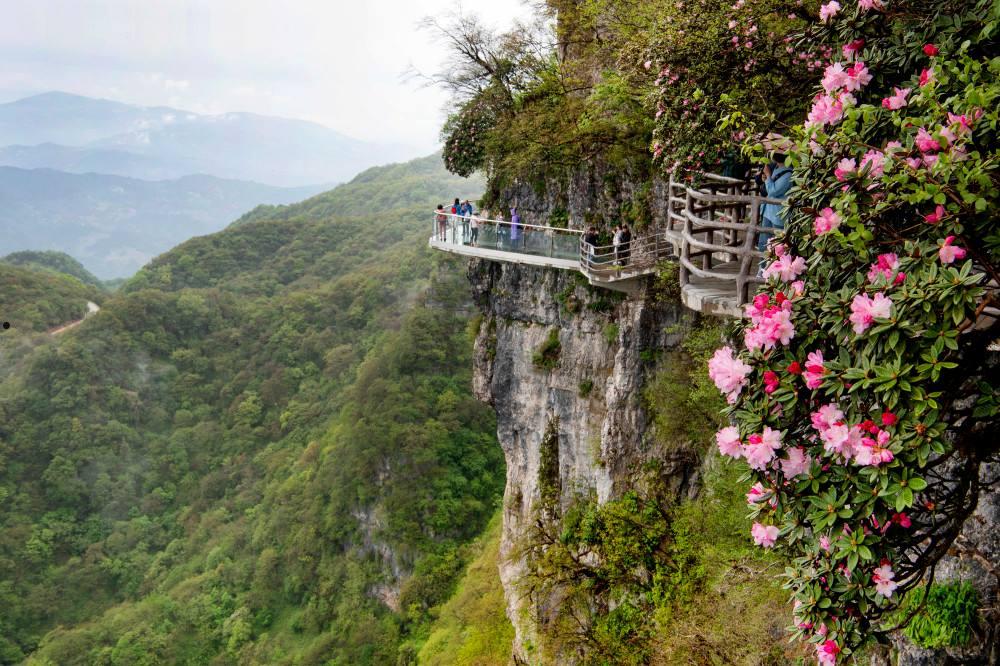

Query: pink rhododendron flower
[819,534,832,552]
[881,411,898,427]
[860,149,886,178]
[763,370,780,394]
[844,61,872,91]
[746,481,769,504]
[821,423,864,458]
[821,63,849,92]
[763,253,807,282]
[867,253,899,283]
[849,292,893,334]
[781,446,812,478]
[834,158,856,180]
[803,350,826,389]
[905,157,923,170]
[751,522,779,548]
[923,43,939,56]
[811,403,844,432]
[873,563,898,597]
[947,111,976,135]
[744,295,796,351]
[881,87,910,110]
[716,426,744,458]
[892,512,912,528]
[855,429,894,466]
[819,0,840,21]
[791,280,805,297]
[919,67,935,87]
[744,427,782,470]
[857,0,882,9]
[814,207,841,235]
[787,361,802,375]
[807,94,846,127]
[939,236,967,264]
[924,204,946,224]
[708,346,753,403]
[817,640,841,666]
[842,38,864,59]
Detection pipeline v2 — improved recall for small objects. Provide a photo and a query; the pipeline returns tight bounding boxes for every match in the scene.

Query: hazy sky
[0,0,530,154]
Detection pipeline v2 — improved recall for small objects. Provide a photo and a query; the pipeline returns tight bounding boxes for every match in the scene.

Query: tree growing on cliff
[708,0,999,661]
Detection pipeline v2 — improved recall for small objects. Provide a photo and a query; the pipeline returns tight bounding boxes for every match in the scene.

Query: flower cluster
[704,0,998,661]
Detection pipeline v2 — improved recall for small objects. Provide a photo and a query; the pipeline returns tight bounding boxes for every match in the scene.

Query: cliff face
[468,258,696,659]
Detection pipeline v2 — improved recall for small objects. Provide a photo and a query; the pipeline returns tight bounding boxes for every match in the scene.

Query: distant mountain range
[0,166,328,279]
[0,92,415,187]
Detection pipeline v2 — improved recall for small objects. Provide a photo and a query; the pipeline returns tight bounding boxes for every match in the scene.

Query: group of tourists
[582,223,632,268]
[435,200,529,250]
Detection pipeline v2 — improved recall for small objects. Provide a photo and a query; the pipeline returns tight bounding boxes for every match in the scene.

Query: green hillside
[2,251,105,289]
[0,155,502,665]
[0,262,102,333]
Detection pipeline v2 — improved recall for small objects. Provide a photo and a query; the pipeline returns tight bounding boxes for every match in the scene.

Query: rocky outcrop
[468,258,696,660]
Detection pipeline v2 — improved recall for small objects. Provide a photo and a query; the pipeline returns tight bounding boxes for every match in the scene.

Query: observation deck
[429,174,782,317]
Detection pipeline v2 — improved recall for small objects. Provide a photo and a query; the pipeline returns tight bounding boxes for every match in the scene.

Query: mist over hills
[0,92,414,186]
[0,167,328,279]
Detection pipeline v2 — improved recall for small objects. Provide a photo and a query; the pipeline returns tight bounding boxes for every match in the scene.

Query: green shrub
[902,582,979,649]
[578,380,594,398]
[532,329,562,370]
[602,323,619,345]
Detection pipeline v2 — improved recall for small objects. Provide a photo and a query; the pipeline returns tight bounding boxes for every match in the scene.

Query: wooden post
[680,189,693,289]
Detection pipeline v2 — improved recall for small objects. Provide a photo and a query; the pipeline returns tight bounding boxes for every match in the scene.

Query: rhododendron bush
[706,0,999,660]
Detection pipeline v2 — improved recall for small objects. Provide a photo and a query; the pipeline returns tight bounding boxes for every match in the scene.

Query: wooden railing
[429,172,786,314]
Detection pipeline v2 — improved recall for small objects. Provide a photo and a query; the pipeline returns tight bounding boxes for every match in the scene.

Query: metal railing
[429,172,788,313]
[431,212,583,260]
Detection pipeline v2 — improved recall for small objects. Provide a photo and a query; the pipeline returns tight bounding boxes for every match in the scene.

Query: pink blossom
[849,292,893,334]
[905,157,923,170]
[802,350,824,389]
[821,423,864,459]
[811,403,844,432]
[919,67,935,87]
[821,63,849,92]
[819,0,840,22]
[744,295,796,351]
[751,522,779,548]
[807,94,846,127]
[844,62,872,92]
[814,207,841,235]
[857,0,882,8]
[791,280,806,297]
[947,112,976,135]
[842,38,864,59]
[763,253,807,282]
[716,426,744,458]
[744,427,782,470]
[834,158,856,181]
[923,43,939,57]
[819,534,832,552]
[892,512,912,528]
[708,346,753,403]
[873,564,898,597]
[781,446,812,478]
[924,204,946,224]
[643,60,653,70]
[817,640,841,666]
[881,87,910,110]
[746,481,769,504]
[867,253,899,283]
[938,236,967,264]
[860,149,886,178]
[763,370,780,394]
[855,429,894,466]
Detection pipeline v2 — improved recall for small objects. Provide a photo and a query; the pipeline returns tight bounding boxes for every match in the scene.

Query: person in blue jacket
[757,153,793,252]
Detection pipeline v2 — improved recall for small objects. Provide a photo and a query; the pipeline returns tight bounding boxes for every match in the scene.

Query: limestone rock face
[467,258,696,660]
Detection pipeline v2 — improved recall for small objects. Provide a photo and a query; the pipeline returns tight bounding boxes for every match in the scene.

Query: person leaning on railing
[469,209,480,247]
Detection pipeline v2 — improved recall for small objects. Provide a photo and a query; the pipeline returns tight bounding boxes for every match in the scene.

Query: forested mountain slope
[0,155,505,665]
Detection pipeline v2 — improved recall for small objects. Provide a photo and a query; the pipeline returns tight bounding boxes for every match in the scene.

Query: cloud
[163,79,190,91]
